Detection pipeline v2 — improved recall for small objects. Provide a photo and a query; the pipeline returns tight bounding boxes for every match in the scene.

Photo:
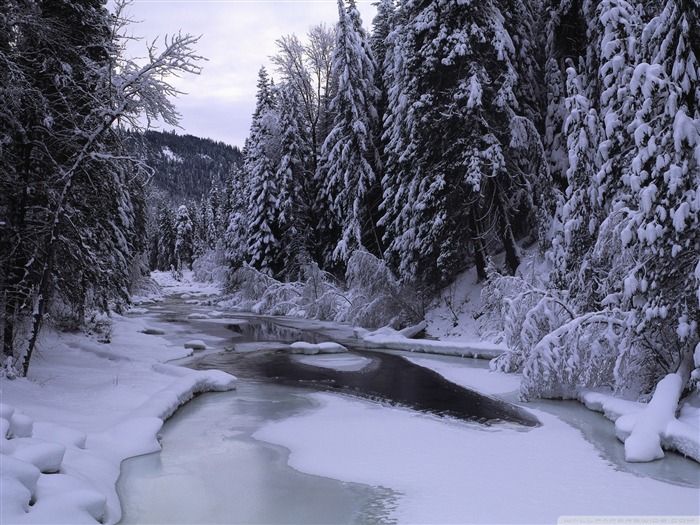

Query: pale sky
[122,0,378,148]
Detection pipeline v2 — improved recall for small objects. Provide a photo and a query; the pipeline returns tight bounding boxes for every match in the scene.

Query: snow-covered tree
[156,203,177,271]
[318,0,382,263]
[1,0,202,376]
[380,0,534,286]
[244,67,284,275]
[549,66,600,289]
[174,204,194,272]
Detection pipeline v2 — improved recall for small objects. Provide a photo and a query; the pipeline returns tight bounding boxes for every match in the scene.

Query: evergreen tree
[223,165,249,275]
[318,0,382,263]
[275,84,315,276]
[381,0,531,286]
[550,66,600,289]
[244,67,284,275]
[174,204,194,272]
[156,203,177,271]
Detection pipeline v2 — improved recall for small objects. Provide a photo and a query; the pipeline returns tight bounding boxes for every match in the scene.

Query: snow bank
[0,308,236,525]
[580,389,700,462]
[151,270,220,297]
[184,339,207,350]
[363,326,506,359]
[289,341,348,355]
[404,356,521,395]
[254,393,699,523]
[292,354,373,372]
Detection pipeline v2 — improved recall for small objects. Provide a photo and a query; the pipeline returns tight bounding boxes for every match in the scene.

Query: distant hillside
[131,130,243,203]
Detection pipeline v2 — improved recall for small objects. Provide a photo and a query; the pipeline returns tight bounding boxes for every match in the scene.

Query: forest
[1,0,699,422]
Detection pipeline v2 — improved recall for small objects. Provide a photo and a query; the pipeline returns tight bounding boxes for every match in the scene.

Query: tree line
[218,0,699,403]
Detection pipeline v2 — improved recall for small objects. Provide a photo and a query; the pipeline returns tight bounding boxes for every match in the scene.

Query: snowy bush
[298,262,348,321]
[485,268,573,376]
[192,245,228,284]
[344,251,423,328]
[222,252,422,328]
[485,254,657,401]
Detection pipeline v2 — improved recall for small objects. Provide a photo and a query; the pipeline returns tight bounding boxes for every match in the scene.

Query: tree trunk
[495,190,521,275]
[470,211,488,281]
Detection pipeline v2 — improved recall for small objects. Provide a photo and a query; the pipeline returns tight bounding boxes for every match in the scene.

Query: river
[117,296,700,523]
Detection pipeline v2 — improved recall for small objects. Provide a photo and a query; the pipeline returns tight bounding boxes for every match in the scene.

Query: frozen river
[118,383,399,523]
[117,297,700,523]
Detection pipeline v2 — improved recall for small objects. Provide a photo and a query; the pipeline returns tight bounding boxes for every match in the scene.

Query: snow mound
[184,340,207,350]
[289,341,348,355]
[187,313,210,320]
[125,307,149,315]
[1,368,236,525]
[292,354,372,372]
[580,385,700,462]
[363,327,506,359]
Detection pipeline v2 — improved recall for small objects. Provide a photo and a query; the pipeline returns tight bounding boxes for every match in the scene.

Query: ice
[187,313,210,320]
[363,327,506,358]
[289,341,348,355]
[292,354,372,372]
[233,341,290,353]
[254,392,700,523]
[184,339,207,350]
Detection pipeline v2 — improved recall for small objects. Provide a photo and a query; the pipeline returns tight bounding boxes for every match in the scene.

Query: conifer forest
[1,0,699,424]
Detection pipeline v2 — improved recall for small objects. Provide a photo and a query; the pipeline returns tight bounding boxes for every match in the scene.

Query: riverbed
[117,295,700,523]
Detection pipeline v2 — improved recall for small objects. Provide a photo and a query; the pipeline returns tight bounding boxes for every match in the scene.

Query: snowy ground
[2,271,698,524]
[254,391,700,523]
[1,272,236,524]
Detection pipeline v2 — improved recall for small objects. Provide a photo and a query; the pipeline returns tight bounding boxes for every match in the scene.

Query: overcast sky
[122,0,378,148]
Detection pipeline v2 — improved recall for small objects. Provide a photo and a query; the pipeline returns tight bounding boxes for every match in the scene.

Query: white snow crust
[1,306,236,524]
[291,353,372,372]
[363,327,506,358]
[254,392,699,523]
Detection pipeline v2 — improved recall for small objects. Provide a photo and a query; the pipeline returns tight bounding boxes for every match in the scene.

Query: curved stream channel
[118,297,700,523]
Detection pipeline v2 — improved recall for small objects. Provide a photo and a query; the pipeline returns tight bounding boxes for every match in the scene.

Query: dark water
[187,318,539,428]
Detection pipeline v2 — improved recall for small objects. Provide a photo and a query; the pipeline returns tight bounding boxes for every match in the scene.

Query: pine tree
[381,0,530,286]
[174,204,194,272]
[244,67,284,275]
[550,66,600,289]
[156,203,177,271]
[616,0,700,378]
[318,0,381,263]
[223,165,249,275]
[275,84,315,276]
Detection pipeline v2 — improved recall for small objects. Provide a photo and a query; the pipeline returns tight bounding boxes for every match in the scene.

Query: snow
[0,302,236,524]
[289,341,348,355]
[580,389,700,462]
[363,327,506,358]
[291,354,373,372]
[404,355,520,395]
[183,339,207,350]
[253,392,699,523]
[2,264,697,523]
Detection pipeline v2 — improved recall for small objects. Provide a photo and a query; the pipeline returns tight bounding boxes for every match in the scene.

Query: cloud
[120,0,377,147]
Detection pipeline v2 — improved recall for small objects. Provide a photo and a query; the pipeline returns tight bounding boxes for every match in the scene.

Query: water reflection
[190,324,539,427]
[226,322,329,345]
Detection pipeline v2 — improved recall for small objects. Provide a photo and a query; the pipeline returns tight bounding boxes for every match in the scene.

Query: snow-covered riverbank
[1,275,236,524]
[2,272,698,523]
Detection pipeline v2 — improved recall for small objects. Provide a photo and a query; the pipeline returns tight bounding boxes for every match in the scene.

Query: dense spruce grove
[1,0,699,418]
[215,0,700,406]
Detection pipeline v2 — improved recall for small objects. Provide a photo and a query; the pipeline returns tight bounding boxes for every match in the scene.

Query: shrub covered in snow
[223,252,422,328]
